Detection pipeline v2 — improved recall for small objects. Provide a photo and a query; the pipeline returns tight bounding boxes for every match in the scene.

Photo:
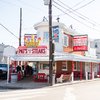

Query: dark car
[0,64,7,79]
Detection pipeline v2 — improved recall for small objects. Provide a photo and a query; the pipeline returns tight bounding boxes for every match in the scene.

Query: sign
[73,35,88,51]
[24,34,41,48]
[17,46,47,56]
[52,26,59,42]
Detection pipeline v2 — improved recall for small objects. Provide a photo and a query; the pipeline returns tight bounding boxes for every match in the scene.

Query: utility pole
[44,0,53,86]
[49,0,53,86]
[19,8,22,46]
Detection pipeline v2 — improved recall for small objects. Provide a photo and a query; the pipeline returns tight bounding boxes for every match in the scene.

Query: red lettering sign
[73,35,88,51]
[17,46,47,56]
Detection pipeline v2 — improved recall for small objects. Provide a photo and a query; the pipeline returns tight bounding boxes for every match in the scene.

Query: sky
[0,0,100,48]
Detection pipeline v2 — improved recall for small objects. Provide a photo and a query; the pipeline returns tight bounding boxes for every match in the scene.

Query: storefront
[7,50,99,84]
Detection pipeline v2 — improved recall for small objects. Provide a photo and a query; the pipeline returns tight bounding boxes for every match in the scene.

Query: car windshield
[0,64,8,71]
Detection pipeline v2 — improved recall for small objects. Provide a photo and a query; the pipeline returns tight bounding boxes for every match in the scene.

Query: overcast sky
[0,0,100,48]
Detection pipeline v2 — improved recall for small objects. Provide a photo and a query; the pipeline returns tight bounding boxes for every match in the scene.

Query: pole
[80,62,82,80]
[49,0,53,86]
[72,61,74,81]
[7,57,10,84]
[19,8,22,46]
[90,62,92,79]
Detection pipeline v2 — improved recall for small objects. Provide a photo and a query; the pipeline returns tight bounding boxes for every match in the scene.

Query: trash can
[47,75,49,83]
[52,74,55,85]
[11,73,17,83]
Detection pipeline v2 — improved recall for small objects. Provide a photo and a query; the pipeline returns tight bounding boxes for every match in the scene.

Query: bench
[56,74,71,83]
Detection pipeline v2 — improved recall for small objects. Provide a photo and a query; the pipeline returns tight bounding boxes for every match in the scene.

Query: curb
[0,79,100,89]
[52,78,100,88]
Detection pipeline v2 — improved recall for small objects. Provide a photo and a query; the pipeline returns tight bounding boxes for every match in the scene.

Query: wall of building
[34,21,64,52]
[56,61,72,75]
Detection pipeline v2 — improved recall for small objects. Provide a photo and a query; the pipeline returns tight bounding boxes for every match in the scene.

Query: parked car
[0,64,17,80]
[0,64,7,79]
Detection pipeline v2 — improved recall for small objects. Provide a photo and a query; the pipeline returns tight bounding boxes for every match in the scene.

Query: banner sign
[73,35,88,51]
[17,46,47,56]
[24,34,41,48]
[52,26,59,42]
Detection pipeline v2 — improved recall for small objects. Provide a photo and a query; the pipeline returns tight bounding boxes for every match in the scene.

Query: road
[0,80,100,100]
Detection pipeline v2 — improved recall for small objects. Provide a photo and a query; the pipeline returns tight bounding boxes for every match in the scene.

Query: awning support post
[80,62,82,80]
[7,57,10,84]
[90,62,93,79]
[72,61,74,82]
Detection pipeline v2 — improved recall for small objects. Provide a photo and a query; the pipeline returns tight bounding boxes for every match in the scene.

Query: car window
[0,64,8,71]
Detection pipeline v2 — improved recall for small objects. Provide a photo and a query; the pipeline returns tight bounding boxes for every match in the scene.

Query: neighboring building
[0,43,9,64]
[89,39,100,75]
[85,38,97,58]
[90,39,100,59]
[0,43,16,64]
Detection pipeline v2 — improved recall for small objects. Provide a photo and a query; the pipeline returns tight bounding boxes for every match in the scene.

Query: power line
[53,0,95,26]
[74,0,95,11]
[72,0,86,8]
[53,0,100,26]
[0,23,19,39]
[52,4,100,33]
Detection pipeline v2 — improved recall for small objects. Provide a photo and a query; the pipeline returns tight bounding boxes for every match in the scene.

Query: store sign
[73,35,88,51]
[17,46,47,56]
[24,34,41,48]
[52,26,59,42]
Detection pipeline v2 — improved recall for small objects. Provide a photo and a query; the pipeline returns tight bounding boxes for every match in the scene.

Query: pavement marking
[63,87,76,100]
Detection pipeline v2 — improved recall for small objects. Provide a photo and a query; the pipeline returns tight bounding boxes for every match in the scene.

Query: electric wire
[52,4,100,33]
[53,0,100,26]
[74,0,95,11]
[72,0,86,8]
[0,23,19,39]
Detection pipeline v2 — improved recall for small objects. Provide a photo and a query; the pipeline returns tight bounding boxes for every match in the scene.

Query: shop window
[43,64,49,70]
[62,61,67,71]
[74,62,80,71]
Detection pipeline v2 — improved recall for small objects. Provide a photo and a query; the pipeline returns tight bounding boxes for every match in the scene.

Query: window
[43,64,49,70]
[43,32,49,42]
[74,62,80,71]
[62,61,67,71]
[63,34,69,47]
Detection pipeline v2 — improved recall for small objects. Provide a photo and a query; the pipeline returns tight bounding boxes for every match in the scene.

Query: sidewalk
[0,78,100,89]
[0,78,49,89]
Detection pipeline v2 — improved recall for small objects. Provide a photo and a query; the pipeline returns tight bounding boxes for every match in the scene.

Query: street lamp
[44,0,53,86]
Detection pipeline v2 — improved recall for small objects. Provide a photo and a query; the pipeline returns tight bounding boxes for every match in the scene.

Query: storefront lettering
[17,47,47,55]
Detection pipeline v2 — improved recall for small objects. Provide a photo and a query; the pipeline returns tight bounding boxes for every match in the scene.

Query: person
[16,65,21,73]
[22,65,25,77]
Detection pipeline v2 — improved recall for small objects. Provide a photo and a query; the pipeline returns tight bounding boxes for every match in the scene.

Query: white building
[0,43,16,64]
[90,39,100,59]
